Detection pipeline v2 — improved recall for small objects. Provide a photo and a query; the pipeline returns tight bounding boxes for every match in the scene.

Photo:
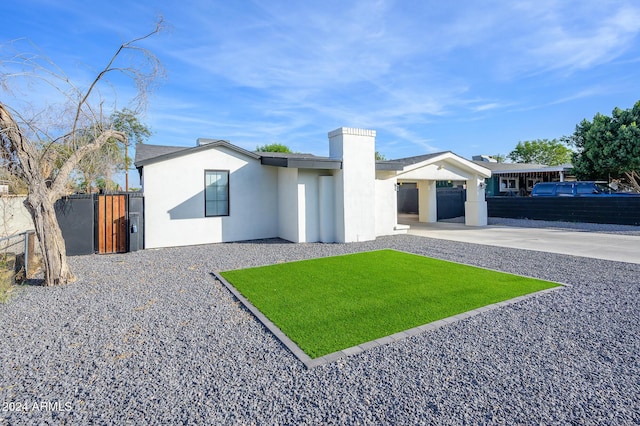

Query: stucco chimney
[328,127,376,243]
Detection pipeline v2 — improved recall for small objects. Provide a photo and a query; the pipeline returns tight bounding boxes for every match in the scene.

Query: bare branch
[49,130,126,198]
[0,20,164,286]
[71,17,165,135]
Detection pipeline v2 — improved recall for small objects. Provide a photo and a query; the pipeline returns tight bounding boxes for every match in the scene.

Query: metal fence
[0,230,37,280]
[487,196,640,226]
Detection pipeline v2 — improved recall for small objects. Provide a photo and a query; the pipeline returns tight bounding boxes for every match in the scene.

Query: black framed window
[205,170,229,216]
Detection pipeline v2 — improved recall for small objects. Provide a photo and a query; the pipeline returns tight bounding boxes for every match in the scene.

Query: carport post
[465,177,488,226]
[417,180,437,223]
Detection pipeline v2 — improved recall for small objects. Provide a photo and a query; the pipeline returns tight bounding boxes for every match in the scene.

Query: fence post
[23,231,29,278]
[22,231,35,279]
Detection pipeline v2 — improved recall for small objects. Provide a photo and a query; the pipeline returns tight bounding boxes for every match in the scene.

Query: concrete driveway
[400,215,640,265]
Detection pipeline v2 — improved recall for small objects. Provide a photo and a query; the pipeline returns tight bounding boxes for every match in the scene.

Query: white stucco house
[135,127,491,249]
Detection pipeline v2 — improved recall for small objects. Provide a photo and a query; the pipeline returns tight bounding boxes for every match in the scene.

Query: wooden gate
[97,195,128,254]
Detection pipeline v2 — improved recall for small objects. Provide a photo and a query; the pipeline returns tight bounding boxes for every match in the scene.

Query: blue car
[531,181,640,197]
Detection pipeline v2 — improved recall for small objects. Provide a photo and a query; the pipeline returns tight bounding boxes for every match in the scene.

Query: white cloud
[130,0,640,152]
[494,1,640,76]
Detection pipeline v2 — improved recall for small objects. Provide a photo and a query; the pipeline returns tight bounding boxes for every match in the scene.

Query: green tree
[566,100,640,191]
[491,154,506,163]
[77,109,151,193]
[508,139,573,165]
[256,143,292,153]
[375,151,386,161]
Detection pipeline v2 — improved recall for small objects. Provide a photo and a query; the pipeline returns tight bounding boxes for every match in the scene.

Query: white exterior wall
[318,176,335,242]
[374,173,398,237]
[277,168,300,242]
[298,170,321,243]
[329,128,376,243]
[0,196,33,236]
[143,146,278,248]
[277,168,324,243]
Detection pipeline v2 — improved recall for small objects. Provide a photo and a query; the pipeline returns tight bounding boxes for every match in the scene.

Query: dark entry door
[97,195,127,254]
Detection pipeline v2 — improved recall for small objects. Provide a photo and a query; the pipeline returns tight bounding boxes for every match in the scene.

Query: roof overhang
[260,155,342,170]
[490,165,573,174]
[135,140,260,167]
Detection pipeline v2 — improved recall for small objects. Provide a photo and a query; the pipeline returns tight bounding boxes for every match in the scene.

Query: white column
[318,176,335,242]
[417,180,437,223]
[465,176,488,226]
[278,168,300,242]
[297,183,306,243]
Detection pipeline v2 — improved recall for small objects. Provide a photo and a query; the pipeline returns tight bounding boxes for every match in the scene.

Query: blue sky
[2,0,640,187]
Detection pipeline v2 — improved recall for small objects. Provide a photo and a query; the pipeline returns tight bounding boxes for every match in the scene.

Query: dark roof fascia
[260,155,342,170]
[135,140,260,167]
[134,144,187,165]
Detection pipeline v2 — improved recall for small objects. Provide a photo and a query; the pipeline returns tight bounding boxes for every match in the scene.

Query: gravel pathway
[1,231,639,424]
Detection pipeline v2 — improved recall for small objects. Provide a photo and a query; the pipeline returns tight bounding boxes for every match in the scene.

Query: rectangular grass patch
[220,249,560,359]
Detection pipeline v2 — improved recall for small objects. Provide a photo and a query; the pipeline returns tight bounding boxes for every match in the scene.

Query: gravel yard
[1,230,639,424]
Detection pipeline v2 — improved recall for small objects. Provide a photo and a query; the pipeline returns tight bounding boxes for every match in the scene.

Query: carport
[381,152,492,226]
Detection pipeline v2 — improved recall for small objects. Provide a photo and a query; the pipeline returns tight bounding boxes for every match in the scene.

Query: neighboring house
[135,127,492,249]
[472,156,573,196]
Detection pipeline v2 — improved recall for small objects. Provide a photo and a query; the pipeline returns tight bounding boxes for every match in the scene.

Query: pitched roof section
[134,140,260,167]
[136,142,503,175]
[135,144,188,165]
[384,151,492,180]
[135,142,342,169]
[375,152,452,171]
[472,161,573,174]
[257,151,342,169]
[387,151,453,166]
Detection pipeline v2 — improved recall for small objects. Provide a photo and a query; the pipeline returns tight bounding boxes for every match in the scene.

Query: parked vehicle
[531,181,640,197]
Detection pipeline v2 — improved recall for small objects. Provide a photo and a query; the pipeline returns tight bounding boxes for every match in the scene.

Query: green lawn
[220,249,560,358]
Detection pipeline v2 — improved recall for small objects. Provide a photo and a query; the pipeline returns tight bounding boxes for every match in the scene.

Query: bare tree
[0,21,163,286]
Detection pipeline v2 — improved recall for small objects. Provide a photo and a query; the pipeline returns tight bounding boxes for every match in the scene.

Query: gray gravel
[1,230,639,424]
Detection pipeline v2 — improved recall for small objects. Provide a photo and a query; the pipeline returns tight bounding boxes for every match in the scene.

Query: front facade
[139,142,280,248]
[135,128,491,249]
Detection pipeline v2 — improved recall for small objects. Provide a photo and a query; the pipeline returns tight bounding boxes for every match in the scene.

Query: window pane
[216,186,227,200]
[217,200,228,215]
[205,186,217,200]
[217,172,228,186]
[205,171,229,216]
[577,184,595,194]
[205,200,216,216]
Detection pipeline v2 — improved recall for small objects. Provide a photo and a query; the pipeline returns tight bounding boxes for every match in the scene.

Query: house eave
[260,156,342,169]
[135,140,260,168]
[491,165,573,174]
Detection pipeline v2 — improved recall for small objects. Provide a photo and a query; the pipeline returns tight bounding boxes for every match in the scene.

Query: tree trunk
[24,190,75,286]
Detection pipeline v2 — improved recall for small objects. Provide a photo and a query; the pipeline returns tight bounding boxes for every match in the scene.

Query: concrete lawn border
[211,271,566,369]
